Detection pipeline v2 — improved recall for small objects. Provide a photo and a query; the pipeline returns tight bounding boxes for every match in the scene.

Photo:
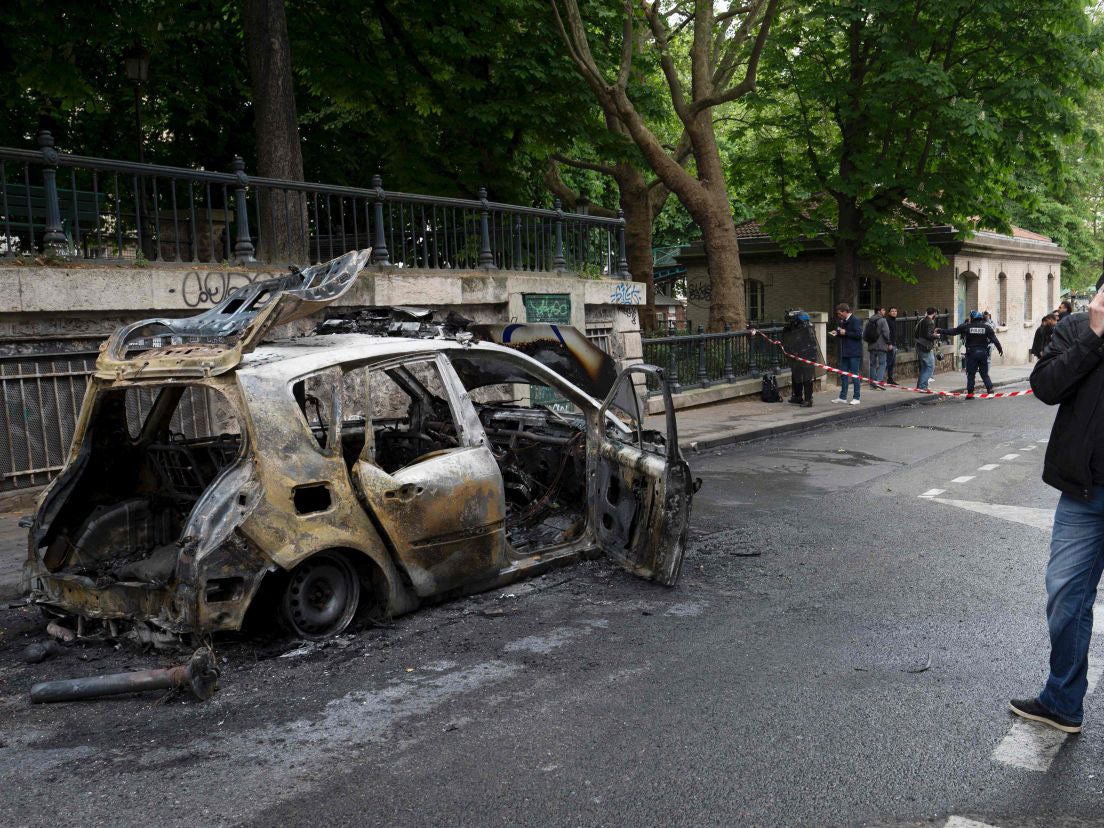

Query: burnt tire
[279,552,361,640]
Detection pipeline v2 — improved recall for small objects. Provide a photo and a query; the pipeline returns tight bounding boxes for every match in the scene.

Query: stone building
[676,221,1067,365]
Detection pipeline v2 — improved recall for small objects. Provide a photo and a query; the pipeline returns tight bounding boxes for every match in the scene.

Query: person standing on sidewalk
[829,303,863,405]
[1031,313,1058,360]
[937,310,1003,396]
[781,310,820,408]
[865,307,893,390]
[1011,286,1104,733]
[914,308,938,391]
[885,307,899,385]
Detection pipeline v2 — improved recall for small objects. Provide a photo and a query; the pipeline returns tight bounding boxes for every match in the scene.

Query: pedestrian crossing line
[945,817,1002,828]
[919,488,946,499]
[1019,446,1037,451]
[951,475,976,483]
[977,464,1000,471]
[1000,454,1020,461]
[991,606,1104,772]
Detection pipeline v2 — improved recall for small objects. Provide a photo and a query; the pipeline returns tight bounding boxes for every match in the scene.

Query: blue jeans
[1039,488,1104,723]
[886,348,897,381]
[917,350,935,389]
[964,348,992,394]
[869,350,887,383]
[838,356,860,399]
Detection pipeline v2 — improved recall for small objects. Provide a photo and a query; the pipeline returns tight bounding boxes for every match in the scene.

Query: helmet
[969,310,984,320]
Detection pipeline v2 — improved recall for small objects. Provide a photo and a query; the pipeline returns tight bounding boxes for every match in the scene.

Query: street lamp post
[124,45,150,163]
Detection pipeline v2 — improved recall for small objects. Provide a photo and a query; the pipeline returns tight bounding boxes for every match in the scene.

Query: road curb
[682,374,1032,454]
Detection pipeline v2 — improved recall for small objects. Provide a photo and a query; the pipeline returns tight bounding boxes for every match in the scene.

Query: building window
[745,278,765,322]
[858,277,882,309]
[998,273,1007,325]
[1047,274,1055,311]
[1024,273,1033,322]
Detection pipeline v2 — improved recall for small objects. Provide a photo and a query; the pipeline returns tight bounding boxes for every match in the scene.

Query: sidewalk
[646,363,1035,453]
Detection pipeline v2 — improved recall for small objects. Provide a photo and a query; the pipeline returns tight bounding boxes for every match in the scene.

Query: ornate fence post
[616,209,630,278]
[722,323,736,382]
[478,186,496,269]
[370,173,390,265]
[666,340,681,395]
[230,156,256,264]
[696,324,709,385]
[37,131,69,257]
[552,198,566,272]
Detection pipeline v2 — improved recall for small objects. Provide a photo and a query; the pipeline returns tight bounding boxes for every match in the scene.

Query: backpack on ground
[863,317,880,344]
[760,373,782,403]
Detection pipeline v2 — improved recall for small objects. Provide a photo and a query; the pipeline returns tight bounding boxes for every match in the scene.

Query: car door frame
[590,364,693,586]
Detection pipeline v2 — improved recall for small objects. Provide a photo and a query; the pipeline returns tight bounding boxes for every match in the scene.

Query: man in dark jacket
[1012,288,1104,733]
[937,310,1004,396]
[914,307,938,390]
[782,310,820,408]
[1031,313,1058,360]
[828,302,864,404]
[885,307,899,385]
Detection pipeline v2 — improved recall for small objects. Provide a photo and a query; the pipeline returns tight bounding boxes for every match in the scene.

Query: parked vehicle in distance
[23,251,696,643]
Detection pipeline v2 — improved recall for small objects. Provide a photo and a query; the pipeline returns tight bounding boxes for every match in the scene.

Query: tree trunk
[618,168,659,332]
[243,0,307,264]
[688,117,746,331]
[834,198,860,308]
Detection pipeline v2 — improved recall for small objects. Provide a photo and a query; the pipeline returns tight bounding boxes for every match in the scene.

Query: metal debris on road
[23,641,61,664]
[45,621,76,643]
[29,647,219,704]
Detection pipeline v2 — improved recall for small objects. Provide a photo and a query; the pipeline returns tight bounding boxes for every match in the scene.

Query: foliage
[736,0,1104,291]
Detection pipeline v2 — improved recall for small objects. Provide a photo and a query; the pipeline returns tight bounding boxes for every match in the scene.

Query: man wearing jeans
[1012,286,1104,732]
[829,302,863,405]
[867,307,892,390]
[914,307,938,391]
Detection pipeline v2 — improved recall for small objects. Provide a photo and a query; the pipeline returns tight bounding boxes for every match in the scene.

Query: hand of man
[1090,288,1104,337]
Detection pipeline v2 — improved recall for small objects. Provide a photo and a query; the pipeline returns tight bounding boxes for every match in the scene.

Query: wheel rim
[281,553,360,639]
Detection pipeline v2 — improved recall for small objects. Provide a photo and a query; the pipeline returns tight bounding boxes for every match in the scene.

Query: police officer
[937,310,1004,396]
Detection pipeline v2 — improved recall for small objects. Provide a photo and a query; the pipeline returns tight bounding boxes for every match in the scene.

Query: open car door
[590,365,696,586]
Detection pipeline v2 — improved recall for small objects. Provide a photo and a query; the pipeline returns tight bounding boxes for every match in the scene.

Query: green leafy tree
[738,0,1103,307]
[551,0,781,330]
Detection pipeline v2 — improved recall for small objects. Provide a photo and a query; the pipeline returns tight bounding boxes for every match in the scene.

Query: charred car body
[23,251,695,641]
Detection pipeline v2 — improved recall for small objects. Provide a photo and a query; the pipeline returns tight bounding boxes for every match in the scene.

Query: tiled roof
[1010,226,1052,243]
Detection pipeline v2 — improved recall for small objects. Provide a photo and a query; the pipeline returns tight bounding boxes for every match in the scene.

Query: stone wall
[0,263,645,369]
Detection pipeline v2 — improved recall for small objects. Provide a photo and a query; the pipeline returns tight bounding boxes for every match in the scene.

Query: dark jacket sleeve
[942,322,967,339]
[1031,327,1044,357]
[843,315,863,340]
[1031,315,1104,405]
[986,326,1003,355]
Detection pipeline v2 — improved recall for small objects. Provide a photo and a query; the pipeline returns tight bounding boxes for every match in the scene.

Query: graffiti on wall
[609,282,642,325]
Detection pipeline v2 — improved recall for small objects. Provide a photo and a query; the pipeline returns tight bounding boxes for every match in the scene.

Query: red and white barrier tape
[748,330,1034,400]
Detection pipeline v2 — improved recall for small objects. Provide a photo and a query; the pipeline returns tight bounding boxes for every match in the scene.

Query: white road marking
[1020,446,1037,451]
[945,817,1002,828]
[1000,454,1020,461]
[920,488,946,498]
[951,475,976,483]
[991,720,1068,771]
[927,498,1055,531]
[977,464,1000,471]
[1039,438,1049,443]
[991,607,1104,772]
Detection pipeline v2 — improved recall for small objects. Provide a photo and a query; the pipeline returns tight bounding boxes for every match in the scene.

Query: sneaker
[849,399,861,405]
[832,398,847,404]
[1009,698,1082,733]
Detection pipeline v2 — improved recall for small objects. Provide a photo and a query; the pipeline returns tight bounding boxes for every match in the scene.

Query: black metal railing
[641,324,786,395]
[0,131,630,274]
[891,310,951,351]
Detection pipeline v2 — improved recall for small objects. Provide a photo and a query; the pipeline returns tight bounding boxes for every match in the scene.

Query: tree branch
[694,0,779,114]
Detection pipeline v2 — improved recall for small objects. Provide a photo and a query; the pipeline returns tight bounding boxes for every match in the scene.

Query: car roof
[237,333,464,378]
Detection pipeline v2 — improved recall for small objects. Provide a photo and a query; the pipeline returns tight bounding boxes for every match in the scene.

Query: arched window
[858,277,882,309]
[1047,273,1055,311]
[1024,273,1033,322]
[998,273,1008,325]
[745,278,765,322]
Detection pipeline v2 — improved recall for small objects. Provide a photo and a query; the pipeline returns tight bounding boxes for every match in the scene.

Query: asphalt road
[1,385,1100,828]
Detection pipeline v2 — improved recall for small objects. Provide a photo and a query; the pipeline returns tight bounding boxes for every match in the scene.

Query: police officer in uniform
[781,309,821,407]
[937,310,1004,396]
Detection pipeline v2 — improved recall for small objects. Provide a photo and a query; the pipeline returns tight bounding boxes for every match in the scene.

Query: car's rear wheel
[279,551,361,639]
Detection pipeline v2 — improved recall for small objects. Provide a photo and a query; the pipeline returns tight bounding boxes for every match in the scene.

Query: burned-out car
[23,251,695,641]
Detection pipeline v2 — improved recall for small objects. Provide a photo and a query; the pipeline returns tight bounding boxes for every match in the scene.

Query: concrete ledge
[645,371,795,415]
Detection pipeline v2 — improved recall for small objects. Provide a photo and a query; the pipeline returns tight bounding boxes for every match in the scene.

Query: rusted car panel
[24,252,696,642]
